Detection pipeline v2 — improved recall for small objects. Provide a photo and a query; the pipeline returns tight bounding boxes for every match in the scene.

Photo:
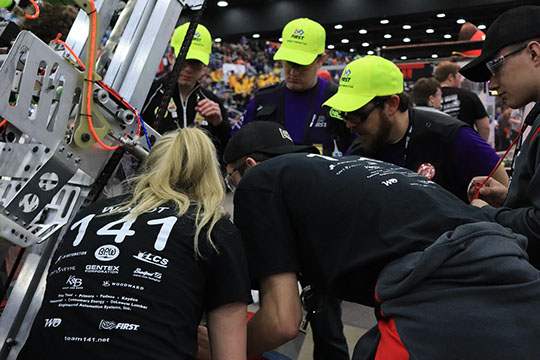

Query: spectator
[411,77,443,111]
[435,61,490,141]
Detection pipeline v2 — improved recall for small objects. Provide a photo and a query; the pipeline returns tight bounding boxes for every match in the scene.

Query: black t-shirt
[233,154,489,306]
[440,87,488,127]
[20,197,251,360]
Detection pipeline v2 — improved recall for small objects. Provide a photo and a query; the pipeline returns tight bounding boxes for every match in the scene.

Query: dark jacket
[142,78,231,162]
[350,107,468,201]
[480,104,540,267]
[242,79,353,156]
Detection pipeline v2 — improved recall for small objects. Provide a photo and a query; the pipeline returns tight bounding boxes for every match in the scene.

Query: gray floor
[225,193,377,359]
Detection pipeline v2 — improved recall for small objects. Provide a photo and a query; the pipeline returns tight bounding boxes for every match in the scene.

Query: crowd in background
[156,38,355,114]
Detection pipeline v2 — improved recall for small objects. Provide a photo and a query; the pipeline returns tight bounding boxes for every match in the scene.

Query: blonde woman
[20,128,250,360]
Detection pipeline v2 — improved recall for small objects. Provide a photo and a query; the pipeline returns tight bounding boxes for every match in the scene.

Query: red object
[396,63,425,80]
[375,318,410,360]
[462,30,486,57]
[318,70,332,82]
[417,163,436,180]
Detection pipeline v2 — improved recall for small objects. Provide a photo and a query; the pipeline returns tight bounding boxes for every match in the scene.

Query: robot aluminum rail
[0,1,203,358]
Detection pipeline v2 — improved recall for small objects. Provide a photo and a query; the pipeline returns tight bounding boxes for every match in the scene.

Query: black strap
[301,80,321,144]
[154,0,208,128]
[512,102,540,172]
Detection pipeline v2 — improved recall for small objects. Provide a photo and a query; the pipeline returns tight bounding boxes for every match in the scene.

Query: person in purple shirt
[232,18,353,157]
[324,56,508,203]
[232,18,352,360]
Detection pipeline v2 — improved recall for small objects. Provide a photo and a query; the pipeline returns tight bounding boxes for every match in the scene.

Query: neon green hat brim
[323,92,376,114]
[274,46,319,65]
[184,48,210,66]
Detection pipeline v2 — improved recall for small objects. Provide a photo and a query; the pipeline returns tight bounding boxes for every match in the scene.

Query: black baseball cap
[460,5,540,82]
[223,122,319,164]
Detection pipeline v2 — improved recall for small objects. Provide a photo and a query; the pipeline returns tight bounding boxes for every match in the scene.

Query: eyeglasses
[486,45,527,76]
[337,99,385,124]
[225,166,242,192]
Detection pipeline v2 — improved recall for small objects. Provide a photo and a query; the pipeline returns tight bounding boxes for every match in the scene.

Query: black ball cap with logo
[224,121,319,164]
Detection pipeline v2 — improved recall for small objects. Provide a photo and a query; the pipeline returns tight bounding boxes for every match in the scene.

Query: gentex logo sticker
[291,29,305,40]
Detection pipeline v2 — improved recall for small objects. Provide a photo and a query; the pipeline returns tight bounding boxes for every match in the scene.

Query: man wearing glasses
[460,5,540,268]
[326,56,507,203]
[222,121,540,360]
[233,18,353,158]
[142,23,230,164]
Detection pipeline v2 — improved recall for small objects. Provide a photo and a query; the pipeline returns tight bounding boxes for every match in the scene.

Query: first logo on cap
[292,29,305,40]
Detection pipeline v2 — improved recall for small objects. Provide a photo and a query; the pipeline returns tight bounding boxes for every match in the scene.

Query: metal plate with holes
[0,31,84,150]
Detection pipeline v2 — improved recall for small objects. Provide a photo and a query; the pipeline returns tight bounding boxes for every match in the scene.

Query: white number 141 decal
[70,214,178,251]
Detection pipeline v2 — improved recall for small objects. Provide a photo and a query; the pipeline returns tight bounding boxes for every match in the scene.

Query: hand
[467,176,508,208]
[196,325,212,360]
[471,198,489,208]
[195,99,223,126]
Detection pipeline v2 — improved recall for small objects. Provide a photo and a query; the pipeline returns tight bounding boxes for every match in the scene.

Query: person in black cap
[221,121,540,360]
[460,5,540,267]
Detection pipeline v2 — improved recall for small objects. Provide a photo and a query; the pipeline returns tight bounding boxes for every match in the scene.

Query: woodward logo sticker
[95,245,120,262]
[45,318,62,328]
[99,320,140,331]
[133,251,169,268]
[102,280,145,291]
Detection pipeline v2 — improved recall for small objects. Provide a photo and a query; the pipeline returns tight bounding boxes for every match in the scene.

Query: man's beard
[361,111,392,155]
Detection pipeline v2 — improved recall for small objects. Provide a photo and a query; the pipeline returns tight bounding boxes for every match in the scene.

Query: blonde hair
[116,127,226,257]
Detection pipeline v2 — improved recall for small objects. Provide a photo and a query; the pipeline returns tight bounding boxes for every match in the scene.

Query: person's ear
[385,95,401,115]
[528,41,540,65]
[318,53,327,66]
[246,157,258,168]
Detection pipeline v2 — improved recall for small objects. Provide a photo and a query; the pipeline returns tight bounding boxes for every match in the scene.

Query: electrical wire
[52,33,85,70]
[52,32,146,149]
[139,113,152,149]
[84,0,120,151]
[24,0,39,19]
[96,80,141,137]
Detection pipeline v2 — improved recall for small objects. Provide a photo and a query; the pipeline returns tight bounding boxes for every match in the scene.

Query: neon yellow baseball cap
[323,56,404,113]
[170,23,212,65]
[274,18,325,65]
